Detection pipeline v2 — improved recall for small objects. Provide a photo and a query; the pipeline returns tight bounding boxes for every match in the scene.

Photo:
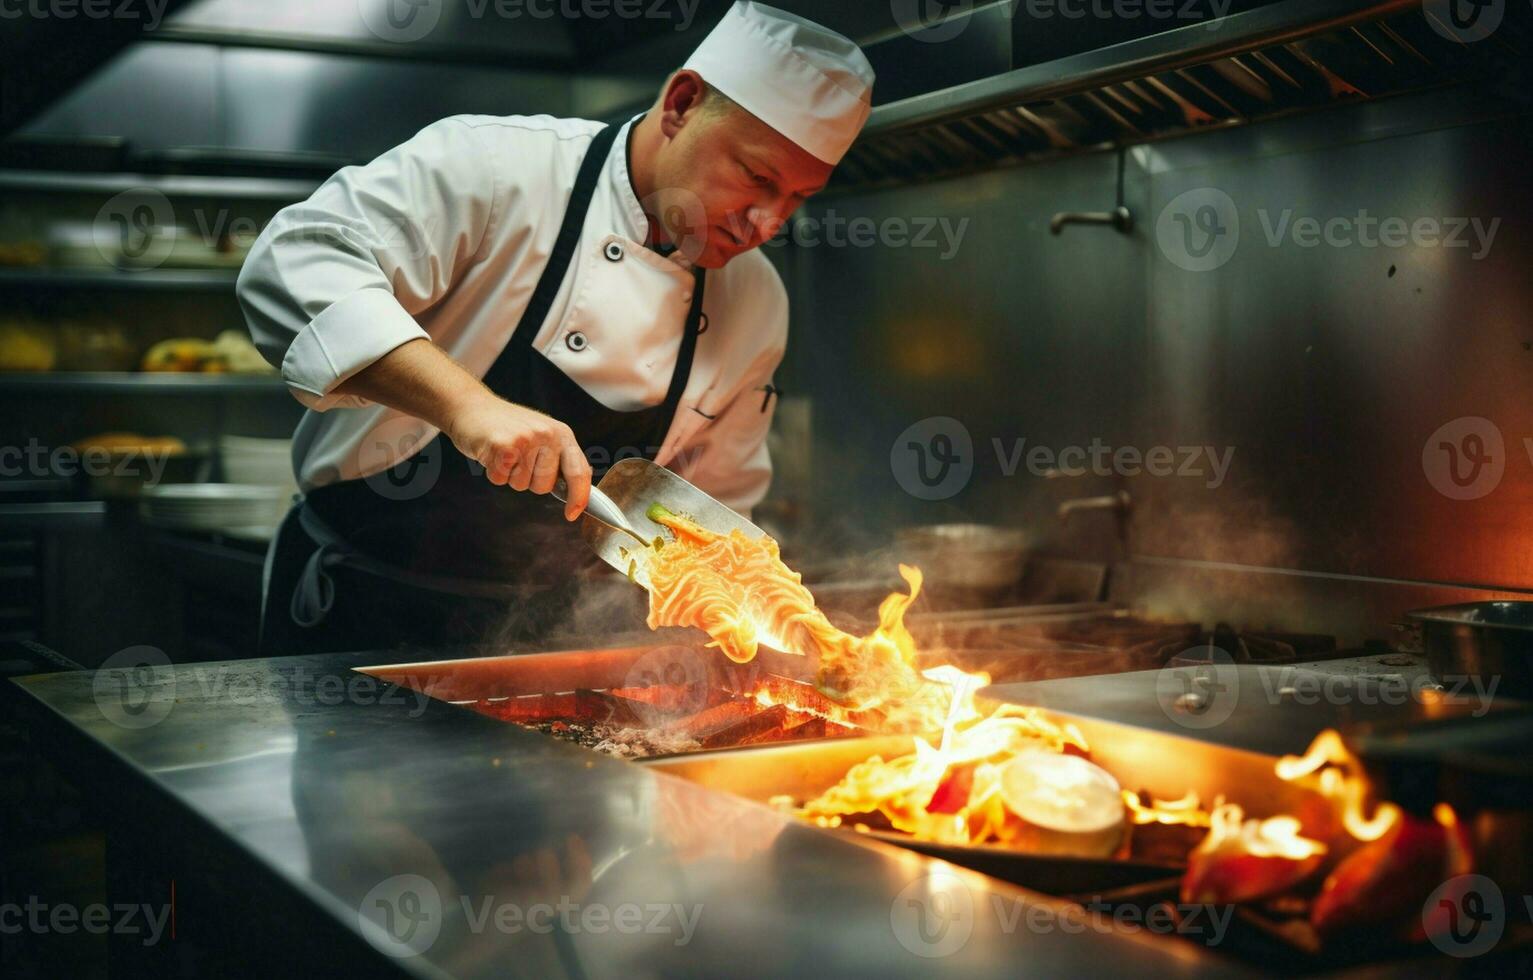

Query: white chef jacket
[236,113,787,516]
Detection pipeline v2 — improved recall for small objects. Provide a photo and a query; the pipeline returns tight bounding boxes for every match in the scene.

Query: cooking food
[640,503,951,725]
[637,501,1138,852]
[774,662,1119,853]
[997,750,1126,857]
[1310,805,1472,941]
[1180,803,1326,904]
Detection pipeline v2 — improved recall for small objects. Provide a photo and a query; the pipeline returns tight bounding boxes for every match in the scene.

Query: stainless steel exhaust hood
[834,0,1529,190]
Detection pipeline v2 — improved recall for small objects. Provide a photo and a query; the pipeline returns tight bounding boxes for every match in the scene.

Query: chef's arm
[334,338,593,521]
[237,116,494,413]
[236,117,592,518]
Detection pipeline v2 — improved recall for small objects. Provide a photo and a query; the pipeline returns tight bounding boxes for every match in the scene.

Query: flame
[1276,730,1400,842]
[1123,790,1216,828]
[640,507,963,730]
[1432,802,1457,828]
[795,696,1092,846]
[638,506,1124,847]
[1198,803,1328,861]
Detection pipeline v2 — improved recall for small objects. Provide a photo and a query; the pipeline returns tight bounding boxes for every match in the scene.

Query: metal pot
[1407,601,1533,701]
[895,523,1029,594]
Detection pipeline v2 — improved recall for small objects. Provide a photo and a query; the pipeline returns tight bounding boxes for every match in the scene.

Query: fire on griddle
[462,672,868,759]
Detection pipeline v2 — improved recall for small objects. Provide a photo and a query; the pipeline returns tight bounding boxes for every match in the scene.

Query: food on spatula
[640,503,949,722]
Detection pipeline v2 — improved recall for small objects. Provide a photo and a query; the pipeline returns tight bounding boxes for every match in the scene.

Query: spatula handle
[553,478,648,547]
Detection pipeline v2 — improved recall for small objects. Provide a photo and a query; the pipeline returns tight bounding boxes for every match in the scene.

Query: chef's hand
[446,394,592,521]
[333,339,592,520]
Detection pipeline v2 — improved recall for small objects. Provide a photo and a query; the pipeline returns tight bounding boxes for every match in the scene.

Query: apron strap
[508,122,622,353]
[662,267,706,411]
[290,541,342,628]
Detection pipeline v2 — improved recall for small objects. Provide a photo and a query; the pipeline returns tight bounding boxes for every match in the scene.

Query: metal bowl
[895,523,1030,593]
[1408,601,1533,701]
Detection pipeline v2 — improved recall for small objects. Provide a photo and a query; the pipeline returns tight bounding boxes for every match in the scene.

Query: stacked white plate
[201,436,299,539]
[140,484,292,535]
[220,436,296,489]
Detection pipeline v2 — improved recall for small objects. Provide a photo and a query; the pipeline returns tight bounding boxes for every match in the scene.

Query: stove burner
[1164,623,1337,667]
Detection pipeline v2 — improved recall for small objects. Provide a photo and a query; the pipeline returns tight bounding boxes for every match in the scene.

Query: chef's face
[651,72,834,268]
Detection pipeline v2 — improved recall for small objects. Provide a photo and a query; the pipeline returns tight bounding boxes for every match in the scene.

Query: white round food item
[999,750,1127,858]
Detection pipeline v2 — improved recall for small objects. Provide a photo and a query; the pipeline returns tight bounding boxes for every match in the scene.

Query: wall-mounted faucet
[1049,147,1134,236]
[1057,489,1131,525]
[1050,205,1133,235]
[1057,488,1132,552]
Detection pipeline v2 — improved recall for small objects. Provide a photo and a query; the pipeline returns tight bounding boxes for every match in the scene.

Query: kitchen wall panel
[1136,91,1533,593]
[782,87,1533,634]
[785,147,1148,561]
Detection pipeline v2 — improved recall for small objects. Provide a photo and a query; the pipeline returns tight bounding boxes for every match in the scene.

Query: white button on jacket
[236,114,788,517]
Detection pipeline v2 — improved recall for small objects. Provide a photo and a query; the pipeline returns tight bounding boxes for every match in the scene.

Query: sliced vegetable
[926,764,975,814]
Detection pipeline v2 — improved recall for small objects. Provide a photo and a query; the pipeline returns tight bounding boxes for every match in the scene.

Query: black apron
[259,122,706,656]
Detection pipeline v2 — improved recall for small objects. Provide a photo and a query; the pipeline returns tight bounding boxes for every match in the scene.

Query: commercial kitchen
[1,1,1530,977]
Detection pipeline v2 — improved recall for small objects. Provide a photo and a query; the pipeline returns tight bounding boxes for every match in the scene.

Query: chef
[239,2,875,656]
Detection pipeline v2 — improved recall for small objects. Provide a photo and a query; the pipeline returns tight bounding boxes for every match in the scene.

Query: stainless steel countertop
[10,649,1248,979]
[984,653,1515,757]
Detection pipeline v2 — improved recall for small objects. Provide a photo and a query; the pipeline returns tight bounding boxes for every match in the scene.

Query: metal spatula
[554,457,766,588]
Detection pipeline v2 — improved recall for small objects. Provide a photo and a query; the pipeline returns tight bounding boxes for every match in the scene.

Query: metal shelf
[0,267,240,291]
[0,372,284,395]
[0,169,321,200]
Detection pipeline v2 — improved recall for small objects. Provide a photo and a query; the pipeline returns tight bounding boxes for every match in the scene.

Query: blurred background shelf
[0,169,321,200]
[0,372,283,394]
[0,267,241,291]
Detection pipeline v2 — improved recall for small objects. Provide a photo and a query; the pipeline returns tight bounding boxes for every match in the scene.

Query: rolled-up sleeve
[236,117,499,411]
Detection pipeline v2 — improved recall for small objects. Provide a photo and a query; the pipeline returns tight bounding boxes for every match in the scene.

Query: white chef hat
[682,2,875,165]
